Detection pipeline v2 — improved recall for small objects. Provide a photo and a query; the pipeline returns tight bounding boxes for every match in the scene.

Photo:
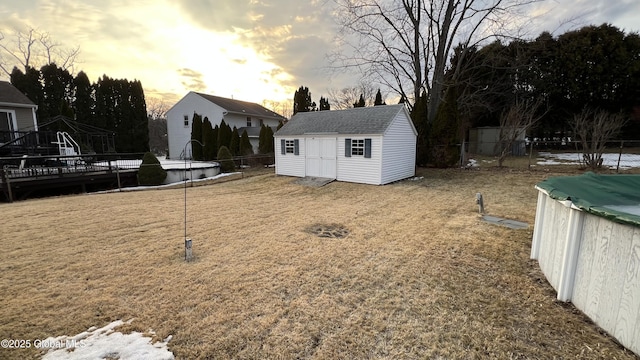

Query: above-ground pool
[531,173,640,356]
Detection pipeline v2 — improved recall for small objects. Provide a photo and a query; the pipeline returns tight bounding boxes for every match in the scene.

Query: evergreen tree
[10,66,43,112]
[73,71,93,127]
[293,86,313,114]
[128,80,149,153]
[191,113,203,160]
[217,146,235,172]
[374,89,386,105]
[202,117,215,160]
[353,94,366,107]
[319,96,331,111]
[239,129,254,155]
[265,126,275,153]
[428,86,461,168]
[229,126,240,156]
[137,152,167,186]
[39,63,74,120]
[93,75,115,131]
[217,119,232,149]
[258,125,267,154]
[211,125,219,158]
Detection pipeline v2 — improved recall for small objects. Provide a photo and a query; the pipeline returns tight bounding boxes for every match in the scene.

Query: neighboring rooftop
[195,92,286,120]
[0,81,36,107]
[276,104,408,136]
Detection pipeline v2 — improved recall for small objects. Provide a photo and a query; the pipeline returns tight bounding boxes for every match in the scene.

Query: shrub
[137,152,167,186]
[217,146,235,173]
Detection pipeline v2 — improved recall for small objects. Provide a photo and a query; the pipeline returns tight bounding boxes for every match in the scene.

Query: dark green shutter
[294,139,299,155]
[280,139,285,155]
[364,138,372,158]
[345,138,351,157]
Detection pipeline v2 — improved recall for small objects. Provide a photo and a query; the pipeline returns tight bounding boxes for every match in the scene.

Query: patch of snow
[464,159,478,168]
[93,159,219,170]
[92,172,240,194]
[537,152,640,169]
[40,319,174,360]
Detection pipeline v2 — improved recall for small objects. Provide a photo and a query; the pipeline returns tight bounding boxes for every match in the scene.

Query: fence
[461,140,640,173]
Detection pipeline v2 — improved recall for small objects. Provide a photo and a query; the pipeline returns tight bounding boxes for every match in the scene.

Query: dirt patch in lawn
[0,168,637,359]
[305,224,350,238]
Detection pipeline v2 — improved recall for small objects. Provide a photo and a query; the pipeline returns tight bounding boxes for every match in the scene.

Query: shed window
[280,139,299,155]
[351,139,364,156]
[345,138,372,158]
[285,140,295,153]
[183,115,189,127]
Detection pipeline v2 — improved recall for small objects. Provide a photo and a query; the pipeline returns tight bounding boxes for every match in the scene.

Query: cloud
[178,68,206,92]
[174,0,342,96]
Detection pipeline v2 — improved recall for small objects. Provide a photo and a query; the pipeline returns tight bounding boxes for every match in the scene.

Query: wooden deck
[1,154,142,202]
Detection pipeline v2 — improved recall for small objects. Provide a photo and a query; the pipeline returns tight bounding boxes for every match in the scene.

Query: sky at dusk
[1,0,639,112]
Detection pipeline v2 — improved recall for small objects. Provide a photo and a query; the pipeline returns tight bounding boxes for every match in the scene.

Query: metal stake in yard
[183,139,204,262]
[476,193,485,214]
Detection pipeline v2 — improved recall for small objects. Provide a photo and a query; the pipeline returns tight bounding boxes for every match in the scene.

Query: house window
[247,116,252,127]
[183,115,189,127]
[259,119,264,126]
[285,140,295,153]
[351,139,365,156]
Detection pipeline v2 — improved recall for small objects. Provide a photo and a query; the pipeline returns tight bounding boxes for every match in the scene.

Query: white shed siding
[336,135,383,185]
[380,111,416,184]
[275,137,306,177]
[167,93,227,159]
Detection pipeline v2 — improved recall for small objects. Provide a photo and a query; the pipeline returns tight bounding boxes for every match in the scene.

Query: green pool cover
[536,172,640,227]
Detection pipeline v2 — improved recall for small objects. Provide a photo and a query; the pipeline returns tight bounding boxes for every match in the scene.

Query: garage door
[306,138,336,179]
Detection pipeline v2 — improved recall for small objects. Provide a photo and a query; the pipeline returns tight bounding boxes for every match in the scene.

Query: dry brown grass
[1,168,637,359]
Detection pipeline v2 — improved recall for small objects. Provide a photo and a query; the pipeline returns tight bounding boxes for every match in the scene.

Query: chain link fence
[461,140,640,173]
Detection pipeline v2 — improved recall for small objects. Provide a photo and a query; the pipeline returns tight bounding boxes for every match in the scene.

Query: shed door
[306,138,336,179]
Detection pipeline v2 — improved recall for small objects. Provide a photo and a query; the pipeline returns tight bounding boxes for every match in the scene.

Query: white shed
[274,104,417,185]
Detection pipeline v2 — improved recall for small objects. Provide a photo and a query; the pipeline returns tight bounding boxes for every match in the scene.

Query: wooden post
[116,165,122,191]
[616,140,623,173]
[2,168,13,203]
[528,141,534,170]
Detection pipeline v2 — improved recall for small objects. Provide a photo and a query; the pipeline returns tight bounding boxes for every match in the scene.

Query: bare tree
[262,99,293,120]
[147,98,170,156]
[331,0,537,125]
[0,27,80,77]
[327,81,377,109]
[497,99,546,167]
[571,108,626,170]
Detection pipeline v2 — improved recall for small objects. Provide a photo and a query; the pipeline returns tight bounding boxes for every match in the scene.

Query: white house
[275,104,417,185]
[0,81,38,141]
[166,92,286,159]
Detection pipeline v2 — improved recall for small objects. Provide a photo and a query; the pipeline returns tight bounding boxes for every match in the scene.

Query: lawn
[1,168,637,359]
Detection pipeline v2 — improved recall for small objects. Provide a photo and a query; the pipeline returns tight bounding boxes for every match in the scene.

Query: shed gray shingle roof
[276,104,406,136]
[195,92,286,120]
[0,81,36,106]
